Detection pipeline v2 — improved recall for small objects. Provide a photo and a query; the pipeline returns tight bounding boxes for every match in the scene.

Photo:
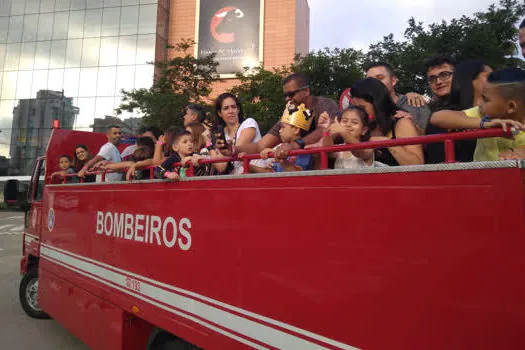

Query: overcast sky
[308,0,506,51]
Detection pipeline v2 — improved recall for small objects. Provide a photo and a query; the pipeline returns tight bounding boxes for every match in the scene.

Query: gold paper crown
[280,103,313,131]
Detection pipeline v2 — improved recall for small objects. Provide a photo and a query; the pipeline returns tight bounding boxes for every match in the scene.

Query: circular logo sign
[210,6,244,43]
[339,88,353,111]
[48,208,55,232]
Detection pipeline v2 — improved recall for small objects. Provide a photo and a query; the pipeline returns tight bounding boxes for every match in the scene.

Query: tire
[148,330,200,350]
[19,268,50,319]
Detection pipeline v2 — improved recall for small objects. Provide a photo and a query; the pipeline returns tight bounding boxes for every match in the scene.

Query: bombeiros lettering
[96,211,192,250]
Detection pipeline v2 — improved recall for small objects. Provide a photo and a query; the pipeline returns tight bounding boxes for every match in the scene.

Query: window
[52,11,69,40]
[119,5,138,35]
[136,34,155,65]
[16,70,33,99]
[32,158,46,202]
[4,43,21,71]
[86,0,104,9]
[99,36,118,66]
[37,13,54,41]
[48,69,65,91]
[67,10,85,39]
[55,0,71,12]
[11,0,25,16]
[134,64,153,89]
[25,0,41,14]
[22,14,39,42]
[40,0,56,13]
[84,8,102,38]
[34,41,51,70]
[104,0,121,7]
[81,37,100,67]
[0,1,12,16]
[70,0,85,11]
[78,67,98,97]
[101,7,120,36]
[65,38,82,67]
[138,4,157,34]
[31,70,49,97]
[96,66,116,96]
[0,44,6,71]
[62,67,80,96]
[19,42,36,70]
[0,18,9,43]
[115,65,134,94]
[117,35,136,65]
[49,40,67,69]
[1,71,18,99]
[7,15,23,43]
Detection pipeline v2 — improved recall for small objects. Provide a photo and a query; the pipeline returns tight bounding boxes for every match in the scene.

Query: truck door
[26,158,46,239]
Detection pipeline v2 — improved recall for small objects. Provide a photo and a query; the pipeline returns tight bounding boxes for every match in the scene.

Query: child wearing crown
[251,103,314,172]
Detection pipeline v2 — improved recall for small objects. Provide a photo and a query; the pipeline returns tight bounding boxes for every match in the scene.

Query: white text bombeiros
[95,211,192,250]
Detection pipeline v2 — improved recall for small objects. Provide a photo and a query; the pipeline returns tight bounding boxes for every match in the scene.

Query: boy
[430,68,525,161]
[252,103,314,172]
[51,155,76,183]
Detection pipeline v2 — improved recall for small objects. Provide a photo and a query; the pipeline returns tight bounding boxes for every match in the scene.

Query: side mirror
[4,179,20,204]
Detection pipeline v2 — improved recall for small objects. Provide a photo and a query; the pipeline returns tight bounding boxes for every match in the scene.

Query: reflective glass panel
[96,66,116,96]
[19,42,36,70]
[75,97,95,128]
[104,0,121,7]
[67,10,85,39]
[37,13,54,41]
[62,67,80,96]
[7,15,23,43]
[95,96,115,119]
[135,34,154,65]
[49,40,67,69]
[101,7,120,36]
[22,14,39,42]
[117,35,136,65]
[84,8,102,38]
[115,96,132,119]
[40,0,55,12]
[31,70,48,97]
[25,0,40,14]
[86,0,103,9]
[10,0,25,15]
[0,44,6,70]
[99,36,118,66]
[16,70,33,99]
[134,64,153,89]
[138,4,156,34]
[34,41,51,70]
[48,69,64,91]
[54,0,70,11]
[4,43,21,71]
[70,0,85,10]
[0,18,9,43]
[115,65,134,94]
[122,0,139,5]
[65,38,82,67]
[81,37,100,67]
[140,0,157,4]
[78,67,97,97]
[0,99,15,120]
[52,11,69,40]
[119,5,138,35]
[0,1,12,16]
[1,71,17,99]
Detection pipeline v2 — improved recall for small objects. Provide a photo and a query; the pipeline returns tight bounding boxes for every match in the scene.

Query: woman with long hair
[73,144,95,182]
[427,60,493,163]
[350,78,424,166]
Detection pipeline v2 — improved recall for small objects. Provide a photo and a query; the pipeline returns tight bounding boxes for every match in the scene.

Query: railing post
[444,139,456,163]
[187,163,194,177]
[320,151,328,170]
[62,176,66,184]
[101,172,106,182]
[243,157,249,174]
[149,167,154,180]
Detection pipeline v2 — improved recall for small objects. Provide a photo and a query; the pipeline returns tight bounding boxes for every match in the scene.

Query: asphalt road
[0,211,89,350]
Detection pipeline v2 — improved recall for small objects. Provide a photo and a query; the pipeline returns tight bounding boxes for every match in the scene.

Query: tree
[116,40,220,130]
[366,0,525,94]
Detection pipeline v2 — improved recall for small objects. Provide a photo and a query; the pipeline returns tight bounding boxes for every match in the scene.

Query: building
[91,114,142,134]
[9,89,78,175]
[0,0,309,175]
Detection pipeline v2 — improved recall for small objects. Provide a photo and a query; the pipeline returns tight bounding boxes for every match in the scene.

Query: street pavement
[0,211,89,350]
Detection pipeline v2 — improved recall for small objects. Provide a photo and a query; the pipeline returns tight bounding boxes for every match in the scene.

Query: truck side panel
[39,166,525,349]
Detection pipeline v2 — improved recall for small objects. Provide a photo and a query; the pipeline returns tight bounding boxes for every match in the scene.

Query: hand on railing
[483,119,524,133]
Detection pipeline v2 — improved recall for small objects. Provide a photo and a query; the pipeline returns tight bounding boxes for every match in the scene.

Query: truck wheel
[19,268,50,319]
[148,330,200,350]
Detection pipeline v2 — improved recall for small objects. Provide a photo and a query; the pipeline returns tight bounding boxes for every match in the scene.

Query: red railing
[51,128,515,183]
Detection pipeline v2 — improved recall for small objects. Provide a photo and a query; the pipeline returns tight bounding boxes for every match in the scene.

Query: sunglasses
[284,85,309,99]
[428,71,453,85]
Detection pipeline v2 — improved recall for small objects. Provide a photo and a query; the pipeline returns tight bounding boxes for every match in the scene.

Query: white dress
[334,151,388,169]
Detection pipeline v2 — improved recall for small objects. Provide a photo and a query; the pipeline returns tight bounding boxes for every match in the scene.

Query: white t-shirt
[334,151,388,169]
[121,144,136,160]
[97,142,123,182]
[225,118,264,175]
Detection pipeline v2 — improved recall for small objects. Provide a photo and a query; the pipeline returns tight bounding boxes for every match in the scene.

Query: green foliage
[366,0,525,94]
[116,39,220,130]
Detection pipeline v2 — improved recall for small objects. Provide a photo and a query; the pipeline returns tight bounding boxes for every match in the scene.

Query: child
[253,103,314,173]
[430,68,525,161]
[51,155,76,183]
[156,129,225,180]
[319,106,387,168]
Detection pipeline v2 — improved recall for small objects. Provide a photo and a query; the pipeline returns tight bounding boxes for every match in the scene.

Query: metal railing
[51,128,516,183]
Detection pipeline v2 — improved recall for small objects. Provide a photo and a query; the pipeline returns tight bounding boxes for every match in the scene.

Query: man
[425,55,455,109]
[234,73,339,156]
[121,126,162,161]
[78,125,123,182]
[520,19,525,57]
[365,62,431,132]
[183,104,206,127]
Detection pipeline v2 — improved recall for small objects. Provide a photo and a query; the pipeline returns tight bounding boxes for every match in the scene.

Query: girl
[350,78,423,166]
[73,145,95,183]
[214,93,265,174]
[320,106,387,168]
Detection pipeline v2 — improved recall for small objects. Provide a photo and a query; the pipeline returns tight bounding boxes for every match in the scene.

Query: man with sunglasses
[234,73,339,159]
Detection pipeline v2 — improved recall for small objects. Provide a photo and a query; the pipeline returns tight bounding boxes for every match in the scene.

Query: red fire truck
[13,126,525,349]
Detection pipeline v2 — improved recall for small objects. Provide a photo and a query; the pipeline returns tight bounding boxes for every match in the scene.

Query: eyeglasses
[284,85,309,99]
[428,71,453,85]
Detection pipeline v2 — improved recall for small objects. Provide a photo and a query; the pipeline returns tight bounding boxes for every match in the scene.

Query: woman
[73,145,95,183]
[186,122,207,153]
[426,60,493,163]
[215,93,264,174]
[350,78,424,166]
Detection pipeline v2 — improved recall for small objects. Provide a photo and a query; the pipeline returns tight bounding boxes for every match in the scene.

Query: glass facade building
[0,0,169,175]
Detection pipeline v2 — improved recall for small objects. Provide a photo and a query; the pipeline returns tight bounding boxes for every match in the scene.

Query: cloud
[308,0,498,51]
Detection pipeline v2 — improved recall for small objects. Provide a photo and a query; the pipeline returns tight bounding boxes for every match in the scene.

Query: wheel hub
[25,278,42,312]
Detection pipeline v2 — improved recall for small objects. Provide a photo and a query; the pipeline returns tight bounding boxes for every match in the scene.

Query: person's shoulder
[241,117,259,128]
[463,106,481,119]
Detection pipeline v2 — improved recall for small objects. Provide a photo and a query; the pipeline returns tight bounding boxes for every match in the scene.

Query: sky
[308,0,503,52]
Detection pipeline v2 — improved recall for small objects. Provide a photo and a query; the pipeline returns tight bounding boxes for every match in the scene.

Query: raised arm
[77,155,105,177]
[388,118,424,165]
[430,110,479,130]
